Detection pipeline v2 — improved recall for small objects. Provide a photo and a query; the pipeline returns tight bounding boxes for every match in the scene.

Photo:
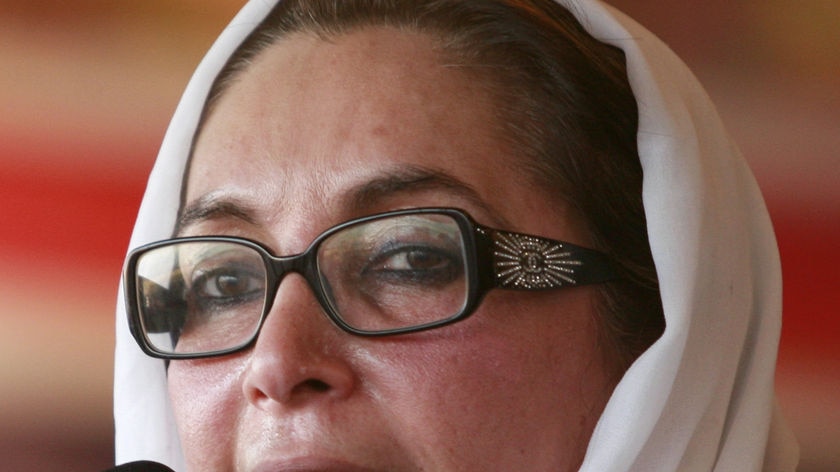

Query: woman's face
[171,28,617,471]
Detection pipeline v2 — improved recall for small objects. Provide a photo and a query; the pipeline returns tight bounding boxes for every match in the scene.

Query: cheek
[168,357,248,469]
[363,289,612,470]
[164,289,613,471]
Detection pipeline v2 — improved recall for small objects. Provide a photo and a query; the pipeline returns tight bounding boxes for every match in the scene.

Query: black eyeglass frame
[124,207,617,359]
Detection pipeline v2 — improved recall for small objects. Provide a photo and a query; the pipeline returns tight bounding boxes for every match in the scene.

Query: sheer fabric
[114,1,798,470]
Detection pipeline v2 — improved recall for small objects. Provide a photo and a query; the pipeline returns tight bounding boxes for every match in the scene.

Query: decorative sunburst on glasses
[493,232,583,289]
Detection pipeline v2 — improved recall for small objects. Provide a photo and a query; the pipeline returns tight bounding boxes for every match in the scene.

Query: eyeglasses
[124,207,617,359]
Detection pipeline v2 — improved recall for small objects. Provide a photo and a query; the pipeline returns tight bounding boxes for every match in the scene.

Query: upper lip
[251,455,382,472]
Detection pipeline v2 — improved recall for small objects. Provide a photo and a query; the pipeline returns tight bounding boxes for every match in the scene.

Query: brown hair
[191,0,663,372]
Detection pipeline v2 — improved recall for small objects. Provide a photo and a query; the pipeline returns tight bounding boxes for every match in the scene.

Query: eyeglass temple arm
[474,226,618,291]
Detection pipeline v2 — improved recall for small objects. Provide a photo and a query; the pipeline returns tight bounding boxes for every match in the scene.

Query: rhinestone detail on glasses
[493,232,582,289]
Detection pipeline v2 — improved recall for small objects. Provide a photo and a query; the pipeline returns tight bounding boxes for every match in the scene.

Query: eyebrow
[176,165,499,234]
[176,193,260,235]
[347,165,493,214]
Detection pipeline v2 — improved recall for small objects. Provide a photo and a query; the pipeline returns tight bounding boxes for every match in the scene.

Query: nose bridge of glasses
[266,250,312,281]
[261,249,337,333]
[264,246,329,308]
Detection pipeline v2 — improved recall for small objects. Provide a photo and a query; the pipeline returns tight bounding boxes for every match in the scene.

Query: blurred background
[0,1,837,470]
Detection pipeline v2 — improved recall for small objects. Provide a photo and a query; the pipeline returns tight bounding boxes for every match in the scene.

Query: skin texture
[170,28,617,471]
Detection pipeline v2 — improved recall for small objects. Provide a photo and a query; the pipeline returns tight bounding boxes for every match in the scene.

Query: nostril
[306,379,330,392]
[307,379,330,392]
[292,378,331,395]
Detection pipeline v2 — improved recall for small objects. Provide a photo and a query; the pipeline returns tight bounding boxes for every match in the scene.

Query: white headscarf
[114,1,799,470]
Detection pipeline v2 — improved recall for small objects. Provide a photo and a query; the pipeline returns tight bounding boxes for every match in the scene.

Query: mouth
[251,456,383,472]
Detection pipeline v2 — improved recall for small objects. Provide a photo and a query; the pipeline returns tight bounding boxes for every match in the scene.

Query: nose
[241,273,356,412]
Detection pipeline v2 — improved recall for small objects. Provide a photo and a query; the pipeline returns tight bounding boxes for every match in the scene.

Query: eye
[364,244,462,286]
[379,247,451,272]
[190,266,264,306]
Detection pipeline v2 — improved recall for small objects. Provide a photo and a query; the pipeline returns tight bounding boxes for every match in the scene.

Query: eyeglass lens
[133,213,470,355]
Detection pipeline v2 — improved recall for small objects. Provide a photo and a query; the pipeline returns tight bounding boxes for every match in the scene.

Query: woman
[115,0,798,470]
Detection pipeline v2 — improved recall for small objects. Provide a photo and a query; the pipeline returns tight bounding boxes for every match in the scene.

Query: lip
[251,456,382,472]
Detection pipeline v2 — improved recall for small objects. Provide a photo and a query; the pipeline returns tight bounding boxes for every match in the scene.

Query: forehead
[185,27,525,235]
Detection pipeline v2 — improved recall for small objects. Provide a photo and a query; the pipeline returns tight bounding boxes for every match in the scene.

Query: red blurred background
[1,1,837,470]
